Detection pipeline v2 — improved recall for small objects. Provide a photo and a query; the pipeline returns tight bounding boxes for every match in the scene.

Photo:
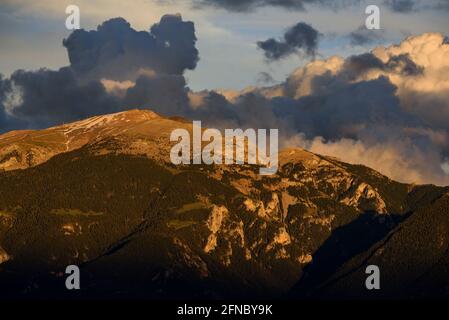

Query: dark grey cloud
[0,15,199,131]
[193,0,307,11]
[189,91,240,128]
[349,26,384,46]
[4,67,120,129]
[63,14,199,81]
[384,0,416,13]
[257,39,292,60]
[386,54,423,76]
[344,53,386,77]
[257,72,276,85]
[193,0,449,13]
[436,0,449,10]
[237,77,411,141]
[333,52,423,82]
[124,73,189,115]
[282,52,420,94]
[257,22,319,61]
[122,75,241,128]
[384,0,449,12]
[192,0,361,12]
[283,77,415,140]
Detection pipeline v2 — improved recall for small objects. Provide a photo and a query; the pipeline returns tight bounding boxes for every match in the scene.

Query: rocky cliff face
[0,109,447,299]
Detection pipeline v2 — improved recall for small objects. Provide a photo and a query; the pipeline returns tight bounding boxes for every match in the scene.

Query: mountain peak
[0,108,180,171]
[58,109,161,131]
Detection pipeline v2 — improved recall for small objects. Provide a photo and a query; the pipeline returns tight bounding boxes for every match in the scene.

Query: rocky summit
[0,109,448,299]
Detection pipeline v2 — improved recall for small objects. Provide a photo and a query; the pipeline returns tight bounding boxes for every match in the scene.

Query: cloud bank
[192,0,362,12]
[0,14,198,129]
[1,15,449,186]
[260,33,449,185]
[193,0,449,12]
[187,32,449,185]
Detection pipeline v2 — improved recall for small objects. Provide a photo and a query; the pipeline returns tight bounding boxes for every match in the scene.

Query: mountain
[0,109,447,299]
[0,109,179,171]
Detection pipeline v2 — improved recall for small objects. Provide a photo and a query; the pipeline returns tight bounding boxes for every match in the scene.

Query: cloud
[257,72,276,85]
[1,11,448,186]
[257,22,319,61]
[193,0,449,12]
[349,25,385,46]
[0,75,13,130]
[123,72,189,115]
[286,134,449,186]
[101,79,135,99]
[384,0,416,13]
[383,0,449,12]
[192,0,362,12]
[0,14,200,131]
[338,52,423,81]
[202,32,449,185]
[436,0,449,10]
[3,67,120,128]
[63,14,199,81]
[192,0,308,12]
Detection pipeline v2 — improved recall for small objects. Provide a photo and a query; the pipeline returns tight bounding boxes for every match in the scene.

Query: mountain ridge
[0,108,447,299]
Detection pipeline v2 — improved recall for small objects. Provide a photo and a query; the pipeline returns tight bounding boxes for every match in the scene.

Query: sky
[1,0,448,90]
[1,0,449,185]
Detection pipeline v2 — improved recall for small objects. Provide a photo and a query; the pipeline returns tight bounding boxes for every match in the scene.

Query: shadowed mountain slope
[0,109,447,299]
